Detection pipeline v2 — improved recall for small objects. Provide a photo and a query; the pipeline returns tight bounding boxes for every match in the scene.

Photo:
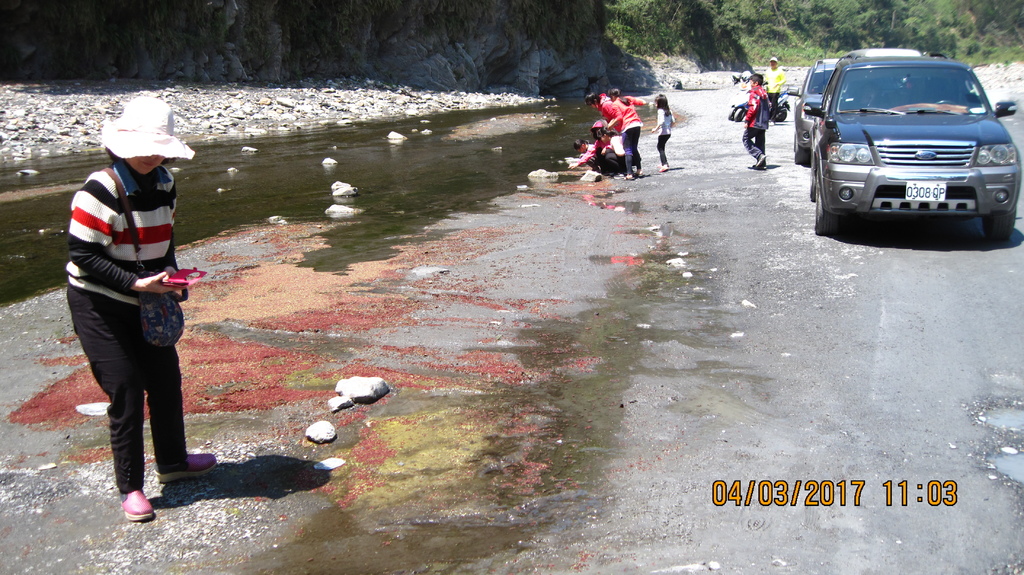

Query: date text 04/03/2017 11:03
[711,480,958,507]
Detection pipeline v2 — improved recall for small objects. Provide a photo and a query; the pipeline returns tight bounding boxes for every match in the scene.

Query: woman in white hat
[66,96,216,522]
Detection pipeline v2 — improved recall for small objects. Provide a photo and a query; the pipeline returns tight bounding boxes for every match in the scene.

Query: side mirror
[994,101,1017,118]
[804,103,824,118]
[788,87,801,97]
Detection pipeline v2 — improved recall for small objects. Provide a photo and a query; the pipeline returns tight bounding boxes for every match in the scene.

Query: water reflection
[0,103,594,305]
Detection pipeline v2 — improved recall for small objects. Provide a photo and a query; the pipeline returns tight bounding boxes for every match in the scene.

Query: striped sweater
[66,162,178,305]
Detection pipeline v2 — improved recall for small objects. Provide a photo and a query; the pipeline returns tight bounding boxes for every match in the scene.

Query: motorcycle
[729,71,753,122]
[771,89,791,123]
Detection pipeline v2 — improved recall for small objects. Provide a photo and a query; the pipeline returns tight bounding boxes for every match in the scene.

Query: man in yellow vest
[765,56,786,121]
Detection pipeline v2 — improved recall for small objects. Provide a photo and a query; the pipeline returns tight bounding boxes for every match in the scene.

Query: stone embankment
[2,62,1022,164]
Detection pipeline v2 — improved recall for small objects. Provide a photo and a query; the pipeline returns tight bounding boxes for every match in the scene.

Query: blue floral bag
[138,291,185,347]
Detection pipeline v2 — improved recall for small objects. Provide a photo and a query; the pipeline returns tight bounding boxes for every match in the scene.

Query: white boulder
[331,181,359,196]
[335,376,391,404]
[325,204,363,217]
[387,131,408,141]
[305,421,337,443]
[328,395,355,412]
[528,169,558,181]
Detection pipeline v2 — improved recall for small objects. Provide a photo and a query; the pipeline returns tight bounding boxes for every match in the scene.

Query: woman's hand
[132,272,184,294]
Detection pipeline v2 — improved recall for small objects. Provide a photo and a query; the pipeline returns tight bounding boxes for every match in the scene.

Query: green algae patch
[282,369,337,391]
[325,400,555,525]
[333,407,499,512]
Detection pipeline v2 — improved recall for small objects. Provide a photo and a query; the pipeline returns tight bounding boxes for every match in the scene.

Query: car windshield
[835,66,988,115]
[807,63,836,95]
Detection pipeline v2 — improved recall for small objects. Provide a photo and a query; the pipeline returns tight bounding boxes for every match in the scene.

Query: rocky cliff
[0,0,663,97]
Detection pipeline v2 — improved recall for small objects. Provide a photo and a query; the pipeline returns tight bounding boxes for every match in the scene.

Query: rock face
[0,0,663,97]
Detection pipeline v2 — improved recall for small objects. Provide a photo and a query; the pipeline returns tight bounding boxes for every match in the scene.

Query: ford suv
[804,53,1020,240]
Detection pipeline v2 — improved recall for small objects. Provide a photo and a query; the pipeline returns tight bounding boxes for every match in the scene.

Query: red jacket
[598,95,644,131]
[744,84,768,128]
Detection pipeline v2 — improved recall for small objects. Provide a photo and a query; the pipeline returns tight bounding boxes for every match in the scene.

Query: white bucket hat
[101,96,195,160]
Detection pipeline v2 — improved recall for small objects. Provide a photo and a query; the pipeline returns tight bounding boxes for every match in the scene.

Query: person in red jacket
[586,91,645,179]
[742,73,770,170]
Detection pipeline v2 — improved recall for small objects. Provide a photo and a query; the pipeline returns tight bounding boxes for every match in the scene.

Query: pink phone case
[163,267,207,287]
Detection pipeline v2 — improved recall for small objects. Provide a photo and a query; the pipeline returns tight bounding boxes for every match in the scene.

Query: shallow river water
[0,101,592,305]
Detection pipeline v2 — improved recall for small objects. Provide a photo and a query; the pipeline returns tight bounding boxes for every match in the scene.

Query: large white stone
[328,395,355,412]
[335,376,391,404]
[325,204,363,217]
[305,421,337,443]
[331,181,359,196]
[528,169,558,181]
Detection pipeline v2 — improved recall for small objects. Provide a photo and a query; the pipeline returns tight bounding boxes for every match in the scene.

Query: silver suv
[790,58,837,165]
[805,54,1020,240]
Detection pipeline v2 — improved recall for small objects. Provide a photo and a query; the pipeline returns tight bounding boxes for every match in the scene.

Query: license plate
[905,181,947,201]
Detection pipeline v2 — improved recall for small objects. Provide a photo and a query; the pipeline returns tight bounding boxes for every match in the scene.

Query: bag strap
[103,167,144,271]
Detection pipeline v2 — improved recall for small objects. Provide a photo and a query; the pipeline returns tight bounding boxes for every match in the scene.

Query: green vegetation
[605,0,1024,66]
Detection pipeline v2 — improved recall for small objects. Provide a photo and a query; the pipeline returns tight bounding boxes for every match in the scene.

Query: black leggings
[68,286,188,493]
[657,134,671,166]
[623,126,642,175]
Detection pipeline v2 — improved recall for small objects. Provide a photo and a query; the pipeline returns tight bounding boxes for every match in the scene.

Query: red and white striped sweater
[66,163,178,305]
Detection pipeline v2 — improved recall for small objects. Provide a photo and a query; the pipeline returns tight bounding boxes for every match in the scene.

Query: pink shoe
[157,453,218,483]
[121,490,155,522]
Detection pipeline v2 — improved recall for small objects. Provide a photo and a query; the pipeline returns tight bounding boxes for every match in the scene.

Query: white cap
[101,96,195,160]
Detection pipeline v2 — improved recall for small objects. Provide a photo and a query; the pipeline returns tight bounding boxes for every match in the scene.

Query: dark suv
[805,53,1020,240]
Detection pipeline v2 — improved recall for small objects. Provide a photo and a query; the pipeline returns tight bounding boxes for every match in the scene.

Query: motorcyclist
[764,56,786,117]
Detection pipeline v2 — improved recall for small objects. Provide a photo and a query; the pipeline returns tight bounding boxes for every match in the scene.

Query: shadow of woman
[150,454,331,510]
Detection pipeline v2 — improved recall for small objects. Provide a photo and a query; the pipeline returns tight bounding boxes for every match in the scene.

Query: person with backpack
[742,73,770,170]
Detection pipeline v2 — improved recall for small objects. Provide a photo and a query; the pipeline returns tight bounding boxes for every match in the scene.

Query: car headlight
[828,143,872,164]
[976,144,1017,166]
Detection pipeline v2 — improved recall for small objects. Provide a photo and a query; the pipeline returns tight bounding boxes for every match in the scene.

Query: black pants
[743,127,766,161]
[623,126,642,175]
[599,149,625,175]
[657,134,671,166]
[67,286,187,494]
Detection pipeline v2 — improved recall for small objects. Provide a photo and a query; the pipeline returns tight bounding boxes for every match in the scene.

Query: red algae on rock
[8,369,108,429]
[178,332,333,414]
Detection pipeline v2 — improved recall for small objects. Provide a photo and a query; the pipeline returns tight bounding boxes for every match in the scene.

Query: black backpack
[752,94,771,130]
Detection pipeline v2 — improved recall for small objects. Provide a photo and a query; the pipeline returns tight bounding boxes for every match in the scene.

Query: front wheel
[982,212,1016,241]
[814,181,844,236]
[794,141,810,166]
[772,108,788,122]
[729,107,745,122]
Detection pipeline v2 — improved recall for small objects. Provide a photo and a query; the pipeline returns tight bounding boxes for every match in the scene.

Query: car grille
[875,142,975,167]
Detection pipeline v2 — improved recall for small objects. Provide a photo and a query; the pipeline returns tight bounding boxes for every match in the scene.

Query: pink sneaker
[157,453,218,483]
[121,490,155,522]
[659,165,669,173]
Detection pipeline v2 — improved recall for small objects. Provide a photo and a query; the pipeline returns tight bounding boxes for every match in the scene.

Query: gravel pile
[0,77,546,162]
